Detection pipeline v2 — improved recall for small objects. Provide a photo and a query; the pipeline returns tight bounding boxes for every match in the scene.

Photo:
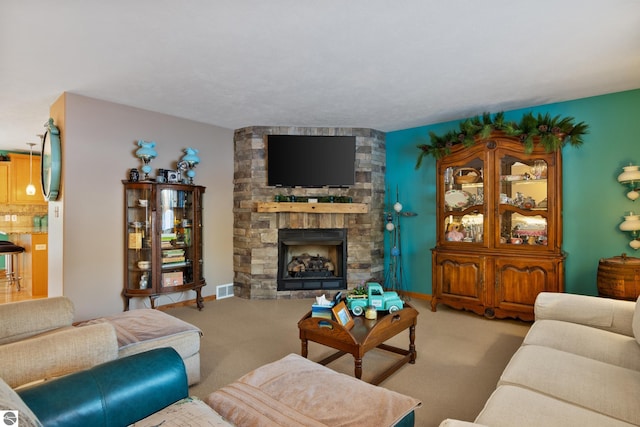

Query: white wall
[58,93,234,321]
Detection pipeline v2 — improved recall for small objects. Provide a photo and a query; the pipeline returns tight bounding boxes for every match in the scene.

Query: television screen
[267,135,356,187]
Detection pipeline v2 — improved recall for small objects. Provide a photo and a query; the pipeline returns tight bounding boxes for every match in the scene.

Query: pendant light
[25,142,36,196]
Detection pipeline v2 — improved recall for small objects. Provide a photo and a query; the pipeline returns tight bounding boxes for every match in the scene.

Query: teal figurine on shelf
[181,147,200,184]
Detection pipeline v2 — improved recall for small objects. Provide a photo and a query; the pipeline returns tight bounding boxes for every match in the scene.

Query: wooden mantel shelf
[256,202,368,214]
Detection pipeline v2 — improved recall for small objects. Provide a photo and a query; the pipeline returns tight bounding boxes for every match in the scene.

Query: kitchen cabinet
[123,181,206,310]
[9,153,46,205]
[1,232,47,295]
[0,163,8,204]
[431,132,564,321]
[31,233,48,297]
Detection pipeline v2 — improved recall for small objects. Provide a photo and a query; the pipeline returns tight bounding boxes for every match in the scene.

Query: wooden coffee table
[298,302,418,385]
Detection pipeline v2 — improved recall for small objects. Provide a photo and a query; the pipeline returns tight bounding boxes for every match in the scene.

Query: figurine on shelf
[522,197,536,209]
[139,272,148,289]
[445,223,464,242]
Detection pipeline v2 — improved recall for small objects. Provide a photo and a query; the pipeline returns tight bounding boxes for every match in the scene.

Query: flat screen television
[267,135,356,187]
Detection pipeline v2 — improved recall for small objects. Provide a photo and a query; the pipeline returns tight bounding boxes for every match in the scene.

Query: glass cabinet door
[498,154,548,247]
[442,157,485,244]
[159,187,194,288]
[195,189,204,283]
[125,185,153,291]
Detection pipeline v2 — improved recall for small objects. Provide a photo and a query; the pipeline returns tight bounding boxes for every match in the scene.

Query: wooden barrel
[597,254,640,300]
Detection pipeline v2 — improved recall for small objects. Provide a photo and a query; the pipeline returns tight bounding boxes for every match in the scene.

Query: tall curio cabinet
[123,181,206,310]
[431,132,564,321]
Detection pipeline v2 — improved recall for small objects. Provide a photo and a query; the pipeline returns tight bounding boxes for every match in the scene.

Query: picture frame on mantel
[332,301,354,329]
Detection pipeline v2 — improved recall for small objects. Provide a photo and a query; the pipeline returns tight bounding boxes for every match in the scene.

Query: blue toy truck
[346,282,403,316]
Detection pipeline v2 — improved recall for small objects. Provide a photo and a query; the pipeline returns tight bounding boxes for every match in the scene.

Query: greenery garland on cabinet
[415,112,589,169]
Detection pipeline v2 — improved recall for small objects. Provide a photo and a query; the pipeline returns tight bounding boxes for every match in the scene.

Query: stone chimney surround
[233,126,386,299]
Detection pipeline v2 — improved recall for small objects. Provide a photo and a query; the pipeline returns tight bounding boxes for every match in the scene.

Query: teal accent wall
[386,88,640,296]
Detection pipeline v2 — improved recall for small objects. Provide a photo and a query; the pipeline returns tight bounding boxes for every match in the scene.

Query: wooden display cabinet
[123,181,206,310]
[431,132,564,320]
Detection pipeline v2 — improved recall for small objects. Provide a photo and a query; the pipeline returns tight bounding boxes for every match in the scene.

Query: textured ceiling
[1,0,639,151]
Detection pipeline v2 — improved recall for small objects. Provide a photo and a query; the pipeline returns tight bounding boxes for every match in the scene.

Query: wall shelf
[256,202,368,214]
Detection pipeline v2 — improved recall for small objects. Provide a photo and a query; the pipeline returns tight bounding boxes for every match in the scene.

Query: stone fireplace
[233,126,386,299]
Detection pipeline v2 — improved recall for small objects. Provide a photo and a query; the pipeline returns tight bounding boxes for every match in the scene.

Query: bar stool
[0,241,25,290]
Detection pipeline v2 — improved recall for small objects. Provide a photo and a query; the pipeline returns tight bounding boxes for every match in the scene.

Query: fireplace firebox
[277,228,347,291]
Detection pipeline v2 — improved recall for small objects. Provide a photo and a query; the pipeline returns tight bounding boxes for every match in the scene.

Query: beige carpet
[166,296,530,427]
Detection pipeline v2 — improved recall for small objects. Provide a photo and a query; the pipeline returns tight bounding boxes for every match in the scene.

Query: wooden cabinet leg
[301,339,308,358]
[196,288,204,310]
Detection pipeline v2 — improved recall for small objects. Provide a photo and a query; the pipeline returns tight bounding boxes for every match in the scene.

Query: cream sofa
[0,297,202,388]
[440,292,640,427]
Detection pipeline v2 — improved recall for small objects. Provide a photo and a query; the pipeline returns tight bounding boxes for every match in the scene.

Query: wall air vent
[216,283,234,299]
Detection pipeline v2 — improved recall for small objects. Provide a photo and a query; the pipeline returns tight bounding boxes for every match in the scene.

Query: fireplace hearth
[278,228,347,291]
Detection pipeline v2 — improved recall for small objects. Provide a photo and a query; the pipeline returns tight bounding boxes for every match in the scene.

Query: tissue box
[311,302,335,319]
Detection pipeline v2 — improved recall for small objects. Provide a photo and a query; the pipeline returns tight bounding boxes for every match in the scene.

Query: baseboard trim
[401,291,432,302]
[157,294,217,311]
